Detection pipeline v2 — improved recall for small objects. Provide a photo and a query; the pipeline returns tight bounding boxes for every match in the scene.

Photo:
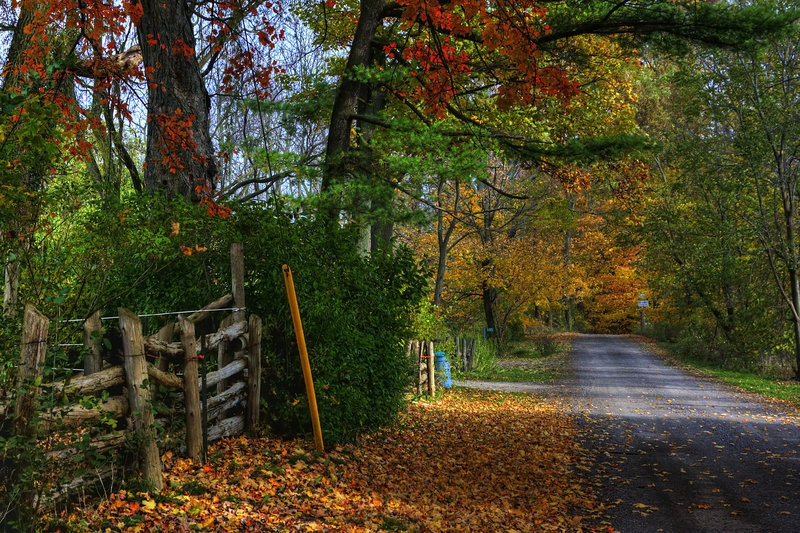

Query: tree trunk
[433,246,447,307]
[434,182,458,306]
[322,0,386,196]
[781,185,800,379]
[2,3,44,319]
[3,255,20,317]
[136,0,216,198]
[482,278,498,334]
[562,197,575,332]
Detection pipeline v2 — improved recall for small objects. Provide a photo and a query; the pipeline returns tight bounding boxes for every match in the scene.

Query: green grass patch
[503,337,562,360]
[656,341,800,408]
[451,336,567,383]
[456,366,557,382]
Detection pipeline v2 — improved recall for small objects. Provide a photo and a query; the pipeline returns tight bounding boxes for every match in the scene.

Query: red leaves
[171,39,195,58]
[124,0,144,25]
[152,109,197,173]
[394,0,581,115]
[195,182,232,219]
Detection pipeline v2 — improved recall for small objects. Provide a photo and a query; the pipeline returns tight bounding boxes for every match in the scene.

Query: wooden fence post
[468,338,476,371]
[119,308,163,491]
[180,316,203,464]
[416,341,426,395]
[14,304,49,436]
[11,304,48,532]
[231,243,245,323]
[246,314,262,431]
[154,322,174,372]
[83,311,102,375]
[427,341,435,396]
[412,341,424,395]
[217,315,233,395]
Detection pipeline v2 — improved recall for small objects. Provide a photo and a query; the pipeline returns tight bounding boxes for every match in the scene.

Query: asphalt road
[564,335,800,533]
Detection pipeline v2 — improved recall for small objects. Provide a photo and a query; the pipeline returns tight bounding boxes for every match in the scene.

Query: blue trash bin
[434,351,452,389]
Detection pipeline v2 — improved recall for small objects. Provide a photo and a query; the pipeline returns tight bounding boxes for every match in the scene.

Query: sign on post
[638,299,649,307]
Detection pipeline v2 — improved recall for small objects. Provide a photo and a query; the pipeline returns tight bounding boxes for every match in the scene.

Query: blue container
[434,351,452,389]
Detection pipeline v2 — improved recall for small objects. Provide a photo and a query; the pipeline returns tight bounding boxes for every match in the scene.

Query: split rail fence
[3,243,261,504]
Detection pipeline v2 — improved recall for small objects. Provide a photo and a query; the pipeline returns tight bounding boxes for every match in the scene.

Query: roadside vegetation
[631,336,800,409]
[450,334,571,383]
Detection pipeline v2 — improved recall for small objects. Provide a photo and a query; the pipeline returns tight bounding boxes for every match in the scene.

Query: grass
[698,367,800,406]
[630,335,800,409]
[456,365,558,383]
[451,336,568,383]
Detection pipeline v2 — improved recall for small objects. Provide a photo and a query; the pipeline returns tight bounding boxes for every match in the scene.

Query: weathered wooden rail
[2,243,263,504]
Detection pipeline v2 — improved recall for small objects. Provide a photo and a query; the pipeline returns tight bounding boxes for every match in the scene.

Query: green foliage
[409,300,448,341]
[50,194,427,445]
[637,29,800,375]
[231,202,427,444]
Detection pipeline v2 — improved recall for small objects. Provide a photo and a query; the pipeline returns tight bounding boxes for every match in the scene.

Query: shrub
[232,204,427,443]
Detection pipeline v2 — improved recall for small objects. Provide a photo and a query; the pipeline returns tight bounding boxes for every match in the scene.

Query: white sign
[639,292,646,299]
[638,299,649,308]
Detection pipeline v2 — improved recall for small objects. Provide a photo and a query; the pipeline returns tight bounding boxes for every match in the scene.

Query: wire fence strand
[59,307,247,323]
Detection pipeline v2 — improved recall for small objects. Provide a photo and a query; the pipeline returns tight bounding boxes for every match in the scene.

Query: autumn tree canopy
[1,0,798,370]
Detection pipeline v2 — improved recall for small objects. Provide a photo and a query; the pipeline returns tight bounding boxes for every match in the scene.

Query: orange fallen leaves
[66,389,600,532]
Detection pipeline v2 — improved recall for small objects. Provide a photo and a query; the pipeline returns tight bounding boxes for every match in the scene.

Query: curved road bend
[564,334,800,533]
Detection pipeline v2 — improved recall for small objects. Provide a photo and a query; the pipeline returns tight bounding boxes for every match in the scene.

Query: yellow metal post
[282,265,324,453]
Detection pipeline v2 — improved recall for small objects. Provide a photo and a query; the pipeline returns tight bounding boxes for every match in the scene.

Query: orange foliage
[65,390,601,532]
[395,0,580,117]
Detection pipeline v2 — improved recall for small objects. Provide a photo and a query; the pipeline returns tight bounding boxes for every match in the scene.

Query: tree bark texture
[136,0,217,199]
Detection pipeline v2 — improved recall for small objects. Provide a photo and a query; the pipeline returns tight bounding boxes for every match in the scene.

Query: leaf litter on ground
[64,389,606,532]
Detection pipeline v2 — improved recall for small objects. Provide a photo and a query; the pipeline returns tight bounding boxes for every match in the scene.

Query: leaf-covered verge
[60,389,608,532]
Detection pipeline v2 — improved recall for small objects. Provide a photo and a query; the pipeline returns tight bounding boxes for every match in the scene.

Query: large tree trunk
[355,83,387,255]
[2,2,44,318]
[136,0,216,199]
[322,0,386,196]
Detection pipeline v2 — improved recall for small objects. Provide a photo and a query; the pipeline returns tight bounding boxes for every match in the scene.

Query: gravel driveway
[458,334,800,532]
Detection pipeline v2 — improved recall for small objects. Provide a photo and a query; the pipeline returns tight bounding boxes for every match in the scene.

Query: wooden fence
[406,336,477,395]
[453,336,477,372]
[3,244,262,504]
[407,340,436,396]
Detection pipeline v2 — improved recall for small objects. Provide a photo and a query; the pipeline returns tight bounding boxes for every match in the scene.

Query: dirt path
[459,334,800,532]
